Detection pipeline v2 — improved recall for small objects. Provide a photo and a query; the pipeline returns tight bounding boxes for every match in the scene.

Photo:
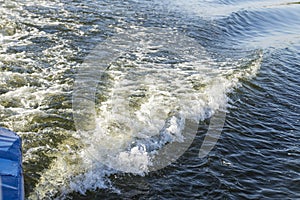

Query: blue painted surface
[0,128,24,200]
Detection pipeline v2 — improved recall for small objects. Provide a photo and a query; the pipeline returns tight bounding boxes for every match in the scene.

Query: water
[0,0,299,199]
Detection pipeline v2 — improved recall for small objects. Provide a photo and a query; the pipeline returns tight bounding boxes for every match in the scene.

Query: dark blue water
[0,0,299,199]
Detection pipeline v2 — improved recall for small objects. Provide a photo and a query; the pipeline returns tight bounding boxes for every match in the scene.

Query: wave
[28,26,263,199]
[151,0,300,50]
[155,0,300,18]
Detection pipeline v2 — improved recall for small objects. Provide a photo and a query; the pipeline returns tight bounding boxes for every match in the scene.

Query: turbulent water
[0,0,299,199]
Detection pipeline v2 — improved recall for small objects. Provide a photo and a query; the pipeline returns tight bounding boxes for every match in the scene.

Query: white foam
[55,27,263,198]
[1,1,263,198]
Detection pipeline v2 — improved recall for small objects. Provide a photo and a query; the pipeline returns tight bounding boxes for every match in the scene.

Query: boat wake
[29,26,263,199]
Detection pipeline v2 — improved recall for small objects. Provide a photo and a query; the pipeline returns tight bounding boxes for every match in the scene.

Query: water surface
[0,0,299,199]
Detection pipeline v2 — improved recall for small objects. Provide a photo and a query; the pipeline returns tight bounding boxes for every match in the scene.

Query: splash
[28,26,262,199]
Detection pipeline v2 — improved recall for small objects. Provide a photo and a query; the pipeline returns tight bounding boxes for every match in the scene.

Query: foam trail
[29,25,263,199]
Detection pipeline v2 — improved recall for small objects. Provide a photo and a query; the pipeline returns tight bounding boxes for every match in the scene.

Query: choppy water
[0,0,299,199]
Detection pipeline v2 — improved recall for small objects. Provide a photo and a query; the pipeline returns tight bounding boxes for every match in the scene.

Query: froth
[53,27,262,198]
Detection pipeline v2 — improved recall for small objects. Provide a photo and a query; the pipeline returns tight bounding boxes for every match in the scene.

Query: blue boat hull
[0,128,24,200]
